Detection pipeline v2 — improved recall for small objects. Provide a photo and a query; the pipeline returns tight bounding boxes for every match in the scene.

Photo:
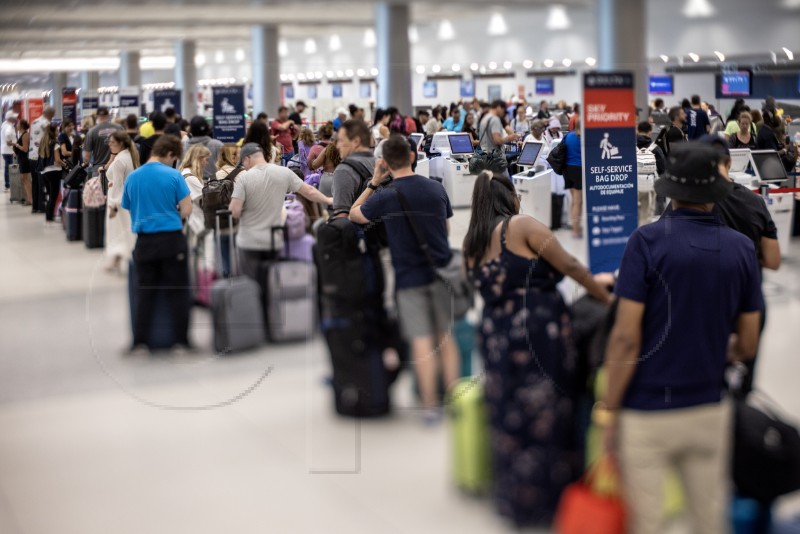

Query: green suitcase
[448,377,492,494]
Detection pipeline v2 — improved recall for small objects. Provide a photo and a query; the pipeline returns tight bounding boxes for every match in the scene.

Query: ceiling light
[487,13,508,36]
[325,70,334,78]
[451,63,461,72]
[682,0,715,17]
[140,56,175,70]
[356,68,366,77]
[195,53,206,67]
[280,74,287,82]
[297,73,306,81]
[470,63,479,71]
[660,55,669,63]
[336,70,344,77]
[688,52,700,62]
[304,38,317,54]
[329,35,342,52]
[782,0,800,7]
[438,19,455,41]
[314,71,323,79]
[479,66,487,74]
[562,58,572,67]
[503,60,512,69]
[488,61,497,70]
[370,67,378,76]
[543,59,554,68]
[416,65,425,74]
[287,73,296,81]
[546,5,571,30]
[306,71,314,79]
[783,47,794,60]
[364,29,376,48]
[522,59,534,69]
[408,26,419,44]
[278,41,288,57]
[345,69,354,77]
[235,48,245,62]
[585,57,597,66]
[432,64,441,73]
[215,51,224,64]
[713,51,725,62]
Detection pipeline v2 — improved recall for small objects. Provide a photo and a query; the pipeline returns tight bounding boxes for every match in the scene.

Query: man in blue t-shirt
[686,94,711,140]
[350,134,458,424]
[599,143,762,534]
[122,135,193,354]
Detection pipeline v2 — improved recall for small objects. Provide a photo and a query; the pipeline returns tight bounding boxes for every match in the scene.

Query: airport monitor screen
[409,133,424,150]
[729,149,753,174]
[448,133,474,155]
[536,78,554,95]
[649,75,674,95]
[751,150,788,182]
[721,71,751,96]
[517,141,544,166]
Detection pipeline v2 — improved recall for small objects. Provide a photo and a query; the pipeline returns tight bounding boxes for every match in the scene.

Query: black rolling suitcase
[315,217,403,417]
[551,193,565,230]
[83,206,105,248]
[64,188,82,241]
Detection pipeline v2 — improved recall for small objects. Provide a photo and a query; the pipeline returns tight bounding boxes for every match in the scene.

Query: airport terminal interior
[1,0,800,532]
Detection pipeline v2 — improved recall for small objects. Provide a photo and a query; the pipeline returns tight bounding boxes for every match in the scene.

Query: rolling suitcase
[210,210,265,354]
[448,377,492,493]
[262,226,317,342]
[82,205,105,249]
[191,229,215,308]
[8,163,24,203]
[64,188,82,241]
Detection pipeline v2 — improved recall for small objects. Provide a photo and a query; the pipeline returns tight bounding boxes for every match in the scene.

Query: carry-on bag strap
[390,186,438,271]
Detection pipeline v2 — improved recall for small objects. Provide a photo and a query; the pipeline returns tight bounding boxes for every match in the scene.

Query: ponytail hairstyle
[39,124,56,159]
[109,130,140,168]
[462,170,519,271]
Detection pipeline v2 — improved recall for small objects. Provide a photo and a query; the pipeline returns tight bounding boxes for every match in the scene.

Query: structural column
[375,2,411,115]
[597,0,648,120]
[119,50,141,88]
[80,71,100,92]
[175,40,198,118]
[251,24,281,117]
[51,72,67,118]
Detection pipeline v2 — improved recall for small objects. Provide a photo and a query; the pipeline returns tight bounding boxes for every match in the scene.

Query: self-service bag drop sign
[583,72,638,274]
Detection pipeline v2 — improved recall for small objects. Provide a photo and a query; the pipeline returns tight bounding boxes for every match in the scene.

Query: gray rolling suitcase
[263,226,317,343]
[210,210,266,354]
[8,163,24,203]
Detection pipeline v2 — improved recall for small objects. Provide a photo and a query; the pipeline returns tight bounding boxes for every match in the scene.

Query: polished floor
[1,188,799,533]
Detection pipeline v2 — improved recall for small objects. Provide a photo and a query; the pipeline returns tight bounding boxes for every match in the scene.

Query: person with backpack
[209,144,243,277]
[187,116,223,179]
[331,120,376,216]
[180,145,212,245]
[636,121,666,225]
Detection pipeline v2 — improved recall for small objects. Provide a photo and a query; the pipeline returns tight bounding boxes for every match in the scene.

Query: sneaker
[169,344,197,358]
[421,407,444,427]
[124,344,151,357]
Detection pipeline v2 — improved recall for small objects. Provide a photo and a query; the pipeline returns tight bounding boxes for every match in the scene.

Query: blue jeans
[281,151,295,167]
[3,154,13,188]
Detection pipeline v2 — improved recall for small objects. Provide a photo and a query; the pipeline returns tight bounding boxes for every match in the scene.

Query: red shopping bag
[554,455,627,534]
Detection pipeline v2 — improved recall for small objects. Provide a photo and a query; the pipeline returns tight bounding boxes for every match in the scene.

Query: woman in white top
[543,116,563,145]
[104,131,140,272]
[371,108,390,146]
[180,144,211,246]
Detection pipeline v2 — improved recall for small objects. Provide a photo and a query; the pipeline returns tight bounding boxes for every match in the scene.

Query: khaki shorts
[396,279,452,340]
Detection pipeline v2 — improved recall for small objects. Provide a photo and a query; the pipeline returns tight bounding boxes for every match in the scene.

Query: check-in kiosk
[729,148,757,186]
[409,133,429,177]
[428,132,477,208]
[751,149,795,255]
[511,141,552,224]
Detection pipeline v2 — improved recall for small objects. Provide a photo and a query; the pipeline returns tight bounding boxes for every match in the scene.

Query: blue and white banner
[118,86,140,118]
[212,85,246,143]
[81,90,98,120]
[153,89,181,116]
[332,84,343,98]
[583,71,638,274]
[460,79,475,98]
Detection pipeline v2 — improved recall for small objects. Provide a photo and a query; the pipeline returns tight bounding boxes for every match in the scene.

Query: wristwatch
[367,183,379,191]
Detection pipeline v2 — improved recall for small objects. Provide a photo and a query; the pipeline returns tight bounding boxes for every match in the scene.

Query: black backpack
[201,166,244,230]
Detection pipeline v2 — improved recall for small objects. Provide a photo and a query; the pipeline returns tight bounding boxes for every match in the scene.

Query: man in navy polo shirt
[599,143,763,534]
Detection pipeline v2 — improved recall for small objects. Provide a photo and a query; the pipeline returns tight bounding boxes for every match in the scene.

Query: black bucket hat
[654,142,733,204]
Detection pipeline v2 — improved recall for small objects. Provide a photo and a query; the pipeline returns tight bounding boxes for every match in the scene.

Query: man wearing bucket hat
[599,142,764,534]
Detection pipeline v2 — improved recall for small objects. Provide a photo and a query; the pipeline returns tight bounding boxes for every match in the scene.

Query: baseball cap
[239,142,263,165]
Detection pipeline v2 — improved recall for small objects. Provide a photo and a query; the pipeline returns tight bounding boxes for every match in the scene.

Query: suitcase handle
[270,225,289,258]
[215,209,237,277]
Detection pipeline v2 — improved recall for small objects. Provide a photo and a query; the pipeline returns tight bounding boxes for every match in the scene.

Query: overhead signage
[62,88,78,123]
[459,79,475,98]
[81,89,99,120]
[25,98,44,123]
[153,89,182,116]
[583,71,638,274]
[536,78,554,95]
[118,86,140,118]
[212,85,246,143]
[332,84,343,98]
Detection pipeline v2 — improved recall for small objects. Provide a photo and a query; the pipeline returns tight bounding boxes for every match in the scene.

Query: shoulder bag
[391,186,473,320]
[546,139,567,175]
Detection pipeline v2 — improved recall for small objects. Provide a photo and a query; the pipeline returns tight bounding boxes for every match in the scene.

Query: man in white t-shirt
[228,143,332,279]
[479,100,517,153]
[1,111,18,191]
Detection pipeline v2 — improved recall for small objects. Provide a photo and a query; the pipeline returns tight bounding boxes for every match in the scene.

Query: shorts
[563,165,583,190]
[396,279,452,340]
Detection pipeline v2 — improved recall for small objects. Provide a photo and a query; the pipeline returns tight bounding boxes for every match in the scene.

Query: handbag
[733,392,800,503]
[547,140,568,175]
[554,455,627,534]
[391,186,473,320]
